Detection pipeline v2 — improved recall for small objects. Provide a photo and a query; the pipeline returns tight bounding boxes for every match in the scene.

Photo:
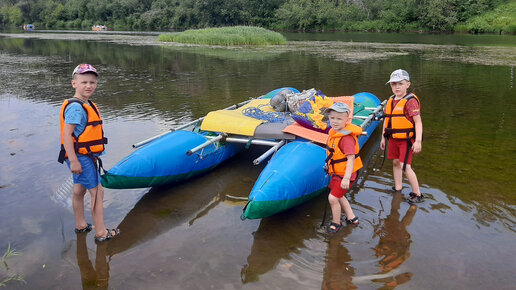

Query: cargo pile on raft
[101,88,385,220]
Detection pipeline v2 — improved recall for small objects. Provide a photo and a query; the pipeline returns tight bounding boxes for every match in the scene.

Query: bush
[455,1,516,34]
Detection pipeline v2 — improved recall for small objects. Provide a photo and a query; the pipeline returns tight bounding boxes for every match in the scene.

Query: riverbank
[2,0,514,34]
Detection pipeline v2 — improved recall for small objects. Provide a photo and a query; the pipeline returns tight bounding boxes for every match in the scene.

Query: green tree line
[0,0,514,33]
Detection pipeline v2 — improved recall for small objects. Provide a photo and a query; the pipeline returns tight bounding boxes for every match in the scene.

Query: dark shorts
[329,175,356,198]
[66,155,101,190]
[387,138,413,165]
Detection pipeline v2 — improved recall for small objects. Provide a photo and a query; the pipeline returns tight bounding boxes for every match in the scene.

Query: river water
[0,31,515,289]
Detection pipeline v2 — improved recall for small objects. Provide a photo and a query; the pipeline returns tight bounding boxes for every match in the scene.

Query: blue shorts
[66,155,101,190]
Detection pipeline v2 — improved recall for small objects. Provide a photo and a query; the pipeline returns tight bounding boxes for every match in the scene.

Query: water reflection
[322,225,356,290]
[106,177,226,258]
[372,192,416,287]
[240,214,319,283]
[76,233,109,290]
[106,148,264,258]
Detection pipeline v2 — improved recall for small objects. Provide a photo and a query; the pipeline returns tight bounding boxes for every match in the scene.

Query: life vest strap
[57,144,66,164]
[384,128,415,139]
[87,120,103,126]
[75,137,108,149]
[383,113,406,118]
[329,157,348,164]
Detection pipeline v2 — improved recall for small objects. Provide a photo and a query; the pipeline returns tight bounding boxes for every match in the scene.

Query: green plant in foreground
[1,243,25,287]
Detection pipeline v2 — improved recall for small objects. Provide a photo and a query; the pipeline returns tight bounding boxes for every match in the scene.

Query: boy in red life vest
[325,102,362,234]
[58,64,119,242]
[380,69,424,203]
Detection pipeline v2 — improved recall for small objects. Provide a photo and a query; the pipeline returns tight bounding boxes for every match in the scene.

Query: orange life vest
[58,98,107,163]
[325,124,363,176]
[383,93,420,140]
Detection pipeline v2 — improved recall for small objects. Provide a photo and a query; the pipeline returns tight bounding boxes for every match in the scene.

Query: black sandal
[327,222,342,234]
[345,216,359,225]
[74,223,93,233]
[94,228,120,243]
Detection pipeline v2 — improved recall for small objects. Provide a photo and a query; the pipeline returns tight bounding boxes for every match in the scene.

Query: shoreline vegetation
[0,0,515,35]
[158,27,287,46]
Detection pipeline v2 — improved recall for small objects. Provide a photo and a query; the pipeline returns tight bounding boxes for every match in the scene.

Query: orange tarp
[282,96,354,144]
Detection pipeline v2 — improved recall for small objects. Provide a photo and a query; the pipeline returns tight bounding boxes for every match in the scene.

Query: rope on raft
[242,104,288,123]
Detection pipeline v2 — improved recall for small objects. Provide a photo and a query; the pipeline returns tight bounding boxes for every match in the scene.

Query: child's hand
[70,160,82,174]
[340,177,350,190]
[412,140,422,154]
[380,137,386,150]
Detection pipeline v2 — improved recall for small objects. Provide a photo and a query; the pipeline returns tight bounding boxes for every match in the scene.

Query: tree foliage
[0,0,511,32]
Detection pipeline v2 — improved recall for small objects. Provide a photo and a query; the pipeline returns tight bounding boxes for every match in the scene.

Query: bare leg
[402,163,421,196]
[73,184,89,230]
[89,185,107,237]
[339,197,356,221]
[392,159,403,191]
[328,194,342,225]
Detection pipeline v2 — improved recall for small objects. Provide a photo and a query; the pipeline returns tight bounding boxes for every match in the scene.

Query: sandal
[391,186,402,193]
[327,222,342,234]
[407,192,424,204]
[74,223,93,233]
[345,216,359,225]
[94,228,120,243]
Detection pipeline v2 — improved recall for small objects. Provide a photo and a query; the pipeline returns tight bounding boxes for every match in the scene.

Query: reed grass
[158,26,287,46]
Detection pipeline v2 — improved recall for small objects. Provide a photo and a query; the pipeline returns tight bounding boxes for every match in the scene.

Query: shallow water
[0,32,515,289]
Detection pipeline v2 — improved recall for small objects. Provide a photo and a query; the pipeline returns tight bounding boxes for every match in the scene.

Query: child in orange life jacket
[325,102,362,234]
[380,69,424,203]
[59,64,119,242]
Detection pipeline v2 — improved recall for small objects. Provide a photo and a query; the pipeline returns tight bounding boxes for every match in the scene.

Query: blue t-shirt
[64,102,88,137]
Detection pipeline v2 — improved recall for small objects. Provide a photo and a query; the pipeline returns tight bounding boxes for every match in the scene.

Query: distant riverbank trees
[0,0,514,33]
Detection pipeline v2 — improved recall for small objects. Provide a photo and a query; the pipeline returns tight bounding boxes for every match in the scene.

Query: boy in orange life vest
[380,69,424,203]
[325,102,362,234]
[59,64,119,242]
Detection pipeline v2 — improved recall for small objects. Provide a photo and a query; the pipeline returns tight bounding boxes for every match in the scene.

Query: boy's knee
[73,185,87,197]
[402,164,413,174]
[393,159,401,167]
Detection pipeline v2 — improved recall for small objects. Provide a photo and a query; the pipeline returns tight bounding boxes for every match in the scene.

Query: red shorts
[329,174,356,198]
[387,138,413,165]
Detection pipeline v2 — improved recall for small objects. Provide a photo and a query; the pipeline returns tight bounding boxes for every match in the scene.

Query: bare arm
[62,123,82,174]
[380,119,387,150]
[340,154,355,190]
[412,114,422,153]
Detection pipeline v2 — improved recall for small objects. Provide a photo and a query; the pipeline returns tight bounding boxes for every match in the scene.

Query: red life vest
[325,124,363,176]
[383,93,420,140]
[58,98,107,163]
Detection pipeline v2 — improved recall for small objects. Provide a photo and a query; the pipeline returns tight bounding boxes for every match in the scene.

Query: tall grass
[158,26,287,46]
[455,1,516,34]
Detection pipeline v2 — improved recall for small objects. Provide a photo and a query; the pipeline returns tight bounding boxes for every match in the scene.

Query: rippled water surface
[0,31,515,289]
